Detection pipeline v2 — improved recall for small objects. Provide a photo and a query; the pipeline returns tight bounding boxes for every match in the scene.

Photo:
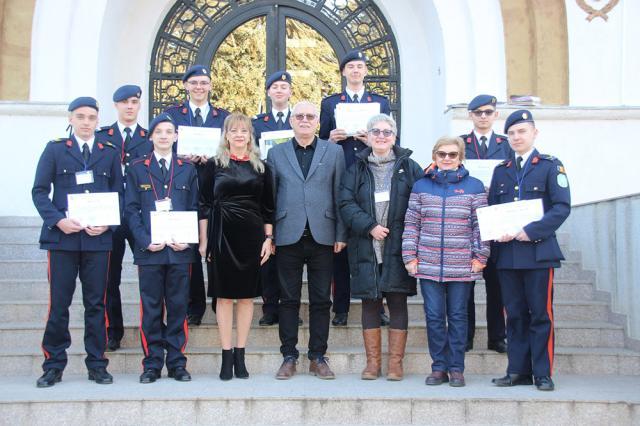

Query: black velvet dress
[199,158,274,299]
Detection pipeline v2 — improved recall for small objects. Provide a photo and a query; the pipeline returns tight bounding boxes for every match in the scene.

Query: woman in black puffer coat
[339,113,423,381]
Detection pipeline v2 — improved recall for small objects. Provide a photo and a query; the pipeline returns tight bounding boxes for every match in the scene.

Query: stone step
[0,295,610,325]
[0,320,625,351]
[0,277,597,302]
[0,373,637,426]
[0,259,589,281]
[1,345,638,377]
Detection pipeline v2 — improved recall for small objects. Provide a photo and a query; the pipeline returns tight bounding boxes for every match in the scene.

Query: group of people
[31,49,571,392]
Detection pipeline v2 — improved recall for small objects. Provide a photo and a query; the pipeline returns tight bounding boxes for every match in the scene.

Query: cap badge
[281,74,286,80]
[522,112,528,119]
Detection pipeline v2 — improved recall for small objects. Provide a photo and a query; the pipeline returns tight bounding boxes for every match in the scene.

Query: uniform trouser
[331,250,350,314]
[187,256,207,317]
[467,261,506,345]
[261,255,280,316]
[277,236,333,360]
[106,223,134,341]
[498,268,555,377]
[42,250,109,371]
[420,280,471,373]
[138,263,190,371]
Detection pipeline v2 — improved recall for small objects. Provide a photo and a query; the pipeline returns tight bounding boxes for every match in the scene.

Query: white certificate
[335,103,380,136]
[476,199,544,241]
[150,211,199,244]
[177,126,221,156]
[259,130,294,159]
[465,159,502,188]
[67,192,121,227]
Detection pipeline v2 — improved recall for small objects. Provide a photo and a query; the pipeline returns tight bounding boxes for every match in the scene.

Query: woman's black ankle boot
[233,347,249,379]
[219,349,233,381]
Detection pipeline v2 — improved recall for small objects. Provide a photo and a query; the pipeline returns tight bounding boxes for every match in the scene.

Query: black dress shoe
[535,376,555,391]
[488,339,507,353]
[259,313,278,326]
[380,312,390,326]
[106,338,121,352]
[492,374,533,387]
[332,312,348,326]
[168,366,192,382]
[36,369,62,388]
[88,367,113,384]
[187,315,202,326]
[465,340,473,352]
[139,368,161,384]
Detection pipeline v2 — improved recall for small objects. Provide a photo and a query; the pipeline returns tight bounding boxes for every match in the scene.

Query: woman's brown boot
[387,329,408,381]
[361,328,382,380]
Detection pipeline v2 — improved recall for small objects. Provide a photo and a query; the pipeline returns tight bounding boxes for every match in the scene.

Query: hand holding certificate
[177,126,221,157]
[67,192,120,227]
[476,199,544,241]
[258,130,294,159]
[150,211,198,244]
[464,159,502,188]
[335,103,380,136]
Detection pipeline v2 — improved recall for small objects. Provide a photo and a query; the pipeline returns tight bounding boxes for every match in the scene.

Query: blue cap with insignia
[266,71,292,90]
[148,113,175,135]
[113,85,142,102]
[340,49,368,71]
[182,64,211,82]
[468,94,497,111]
[68,96,99,112]
[504,109,535,133]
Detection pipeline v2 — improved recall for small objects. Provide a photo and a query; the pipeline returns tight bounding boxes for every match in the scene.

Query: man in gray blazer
[267,101,347,380]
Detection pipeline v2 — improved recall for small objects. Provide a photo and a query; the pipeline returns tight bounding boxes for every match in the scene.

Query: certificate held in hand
[258,130,295,159]
[335,103,380,136]
[150,211,199,244]
[476,199,544,241]
[177,125,221,157]
[67,192,121,227]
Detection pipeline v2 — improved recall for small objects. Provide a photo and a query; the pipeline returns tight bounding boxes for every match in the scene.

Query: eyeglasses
[369,128,395,137]
[471,109,495,117]
[293,113,317,121]
[435,151,459,160]
[187,80,210,87]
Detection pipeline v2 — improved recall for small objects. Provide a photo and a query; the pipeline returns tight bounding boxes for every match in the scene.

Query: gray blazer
[267,137,347,246]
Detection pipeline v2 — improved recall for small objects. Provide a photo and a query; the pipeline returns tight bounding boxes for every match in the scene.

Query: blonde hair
[215,113,265,173]
[432,136,466,162]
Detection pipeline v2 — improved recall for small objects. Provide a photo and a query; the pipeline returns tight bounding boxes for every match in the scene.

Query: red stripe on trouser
[182,318,189,353]
[41,251,52,360]
[138,267,150,362]
[103,252,111,353]
[546,268,555,376]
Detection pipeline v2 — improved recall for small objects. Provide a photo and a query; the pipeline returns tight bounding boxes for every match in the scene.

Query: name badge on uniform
[374,191,390,203]
[75,170,94,185]
[155,198,173,212]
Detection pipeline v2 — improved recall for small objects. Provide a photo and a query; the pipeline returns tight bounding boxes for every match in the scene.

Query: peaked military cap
[504,109,535,133]
[468,94,497,111]
[113,85,142,102]
[68,97,99,112]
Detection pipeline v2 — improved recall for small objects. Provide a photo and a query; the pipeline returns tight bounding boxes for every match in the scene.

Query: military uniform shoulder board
[49,137,67,144]
[540,154,556,161]
[497,159,510,167]
[101,141,116,149]
[97,125,111,132]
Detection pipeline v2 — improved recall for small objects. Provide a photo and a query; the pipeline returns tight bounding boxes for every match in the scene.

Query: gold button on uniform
[514,197,519,201]
[514,186,519,190]
[164,185,168,189]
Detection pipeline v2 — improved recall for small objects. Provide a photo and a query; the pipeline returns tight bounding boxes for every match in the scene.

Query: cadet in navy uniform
[164,64,230,325]
[489,110,571,391]
[124,113,198,383]
[32,97,122,387]
[460,94,511,354]
[252,71,294,327]
[320,49,391,326]
[96,85,151,351]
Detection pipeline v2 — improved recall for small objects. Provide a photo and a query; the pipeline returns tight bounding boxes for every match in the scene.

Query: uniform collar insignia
[66,139,73,147]
[532,156,539,164]
[97,142,104,150]
[108,128,114,136]
[340,94,346,101]
[263,115,269,122]
[367,95,372,102]
[182,107,188,114]
[144,158,151,167]
[140,129,146,137]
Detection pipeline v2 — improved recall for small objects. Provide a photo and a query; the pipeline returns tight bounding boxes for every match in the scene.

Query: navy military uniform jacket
[460,131,512,160]
[164,101,230,153]
[32,136,123,251]
[252,111,292,143]
[124,154,198,265]
[96,123,151,177]
[488,149,571,269]
[320,91,391,167]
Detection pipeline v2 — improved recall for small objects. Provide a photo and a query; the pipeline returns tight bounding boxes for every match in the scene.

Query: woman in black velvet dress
[198,113,274,380]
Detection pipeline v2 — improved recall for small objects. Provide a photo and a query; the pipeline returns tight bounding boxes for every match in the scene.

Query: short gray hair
[367,113,397,135]
[291,100,318,116]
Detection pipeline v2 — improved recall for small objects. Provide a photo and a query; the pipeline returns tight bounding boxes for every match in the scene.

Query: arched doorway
[150,0,401,128]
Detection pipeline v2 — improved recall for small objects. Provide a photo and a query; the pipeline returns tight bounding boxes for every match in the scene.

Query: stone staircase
[0,216,638,425]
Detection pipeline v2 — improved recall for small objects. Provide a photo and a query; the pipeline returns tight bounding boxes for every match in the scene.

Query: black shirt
[293,137,317,179]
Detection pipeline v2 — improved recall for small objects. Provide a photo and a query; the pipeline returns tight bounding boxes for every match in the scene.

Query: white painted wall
[566,0,640,106]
